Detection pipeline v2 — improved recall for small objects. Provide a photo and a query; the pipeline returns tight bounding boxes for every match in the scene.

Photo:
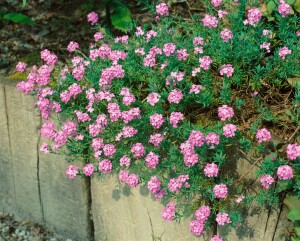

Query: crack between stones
[88,177,95,241]
[3,85,16,199]
[271,193,285,241]
[36,117,45,223]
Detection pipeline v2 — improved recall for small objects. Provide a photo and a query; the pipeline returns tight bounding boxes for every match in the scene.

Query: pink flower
[119,170,129,183]
[262,30,272,38]
[177,48,189,61]
[145,152,160,168]
[195,205,211,222]
[223,124,237,138]
[131,143,145,158]
[190,84,203,94]
[236,195,245,203]
[40,143,49,153]
[243,8,262,26]
[213,184,228,198]
[147,93,161,106]
[218,10,228,18]
[155,189,166,200]
[218,105,234,121]
[94,32,104,41]
[260,42,271,53]
[211,235,223,241]
[260,174,275,189]
[278,1,291,17]
[161,201,176,221]
[83,163,94,176]
[147,176,161,193]
[150,113,165,129]
[149,134,163,147]
[168,89,183,104]
[277,165,293,180]
[206,132,220,149]
[67,41,79,52]
[127,173,139,187]
[286,143,300,160]
[279,46,292,59]
[66,165,78,179]
[87,12,98,25]
[220,64,234,77]
[98,159,112,174]
[193,37,204,46]
[168,175,189,192]
[119,155,131,167]
[163,43,176,56]
[211,0,222,7]
[202,14,218,28]
[189,220,204,236]
[16,62,27,72]
[170,112,184,128]
[183,153,199,167]
[297,31,300,37]
[188,130,205,147]
[103,144,116,158]
[216,212,230,225]
[199,56,213,70]
[256,128,272,143]
[204,163,219,177]
[156,3,169,16]
[220,29,233,42]
[135,26,144,36]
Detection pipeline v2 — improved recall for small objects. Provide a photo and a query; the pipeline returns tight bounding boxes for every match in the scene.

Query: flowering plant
[16,0,300,239]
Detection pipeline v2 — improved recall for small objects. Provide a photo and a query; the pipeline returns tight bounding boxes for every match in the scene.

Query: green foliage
[3,13,35,25]
[111,5,132,32]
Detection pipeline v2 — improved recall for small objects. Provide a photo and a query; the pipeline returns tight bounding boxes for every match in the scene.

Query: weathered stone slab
[91,175,209,241]
[39,149,92,241]
[4,82,43,223]
[0,81,15,213]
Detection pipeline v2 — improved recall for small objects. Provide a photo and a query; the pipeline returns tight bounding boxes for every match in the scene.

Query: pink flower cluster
[286,143,300,160]
[66,165,79,179]
[103,144,116,158]
[205,132,220,149]
[220,29,233,42]
[150,113,165,129]
[277,165,293,180]
[213,184,228,198]
[131,143,145,158]
[195,205,210,222]
[211,235,223,241]
[256,128,272,143]
[218,105,234,121]
[67,41,79,52]
[211,0,222,7]
[279,46,292,59]
[147,176,161,193]
[189,220,204,236]
[118,170,139,187]
[204,163,219,177]
[190,84,203,94]
[170,112,184,128]
[40,49,58,66]
[223,124,237,138]
[149,133,163,147]
[278,0,291,17]
[260,174,275,189]
[83,163,94,176]
[168,174,189,193]
[98,159,112,174]
[145,152,160,168]
[216,212,230,225]
[168,89,183,104]
[87,12,98,25]
[243,8,262,26]
[94,32,104,41]
[262,29,272,38]
[161,201,176,221]
[16,62,27,72]
[260,42,271,53]
[156,3,169,16]
[147,92,160,106]
[220,64,234,78]
[177,48,189,61]
[199,56,213,70]
[120,88,136,106]
[119,155,131,167]
[163,43,176,56]
[202,14,218,28]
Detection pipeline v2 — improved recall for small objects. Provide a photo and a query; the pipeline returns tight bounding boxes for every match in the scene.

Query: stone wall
[0,79,291,241]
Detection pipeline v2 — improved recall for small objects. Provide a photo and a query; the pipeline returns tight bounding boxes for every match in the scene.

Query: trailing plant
[15,0,300,240]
